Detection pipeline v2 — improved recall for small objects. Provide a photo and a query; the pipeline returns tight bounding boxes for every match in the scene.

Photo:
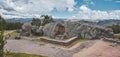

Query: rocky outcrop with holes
[43,21,114,39]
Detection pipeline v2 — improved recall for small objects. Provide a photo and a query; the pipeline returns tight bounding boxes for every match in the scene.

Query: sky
[0,0,120,20]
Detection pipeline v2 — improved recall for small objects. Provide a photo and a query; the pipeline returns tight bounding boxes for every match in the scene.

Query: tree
[6,22,23,30]
[31,18,41,26]
[41,15,54,26]
[107,24,120,34]
[0,16,6,30]
[0,16,5,57]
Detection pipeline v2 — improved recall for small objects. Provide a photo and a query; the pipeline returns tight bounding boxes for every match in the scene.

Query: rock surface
[21,23,32,36]
[4,40,120,57]
[73,40,120,57]
[21,23,44,36]
[43,21,114,39]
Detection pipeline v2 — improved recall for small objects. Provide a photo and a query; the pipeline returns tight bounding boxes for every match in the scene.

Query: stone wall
[40,37,78,46]
[103,38,120,44]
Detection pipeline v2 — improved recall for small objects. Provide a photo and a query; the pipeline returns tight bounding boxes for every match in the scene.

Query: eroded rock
[43,21,114,39]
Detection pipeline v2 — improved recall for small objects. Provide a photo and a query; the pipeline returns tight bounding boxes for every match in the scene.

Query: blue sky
[75,0,120,10]
[0,0,120,20]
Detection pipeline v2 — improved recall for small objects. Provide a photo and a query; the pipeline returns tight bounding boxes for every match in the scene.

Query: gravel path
[4,40,73,57]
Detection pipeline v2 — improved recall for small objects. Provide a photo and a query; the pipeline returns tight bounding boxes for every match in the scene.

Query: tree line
[0,15,54,30]
[31,15,54,26]
[107,24,120,34]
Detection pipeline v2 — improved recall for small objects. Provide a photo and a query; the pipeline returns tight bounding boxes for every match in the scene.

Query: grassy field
[114,34,120,39]
[5,52,47,57]
[4,30,18,39]
[67,39,86,48]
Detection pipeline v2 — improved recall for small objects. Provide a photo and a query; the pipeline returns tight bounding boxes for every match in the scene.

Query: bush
[107,24,120,34]
[0,16,5,57]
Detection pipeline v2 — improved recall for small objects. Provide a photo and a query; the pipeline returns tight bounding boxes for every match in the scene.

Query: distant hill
[5,18,120,26]
[97,19,120,26]
[5,18,33,23]
[5,18,64,23]
[79,19,120,26]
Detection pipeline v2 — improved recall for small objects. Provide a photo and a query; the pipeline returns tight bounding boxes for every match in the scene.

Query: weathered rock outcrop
[43,21,114,39]
[21,23,32,36]
[21,23,43,36]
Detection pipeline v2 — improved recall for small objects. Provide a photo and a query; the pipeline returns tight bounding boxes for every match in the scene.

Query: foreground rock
[43,21,114,39]
[73,40,120,57]
[4,40,120,57]
[4,40,73,57]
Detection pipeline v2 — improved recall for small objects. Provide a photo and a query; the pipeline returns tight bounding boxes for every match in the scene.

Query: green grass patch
[34,36,50,38]
[4,30,18,38]
[114,34,120,39]
[5,52,47,57]
[67,39,86,48]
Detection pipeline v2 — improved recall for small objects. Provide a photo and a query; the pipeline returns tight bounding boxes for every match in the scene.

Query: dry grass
[114,34,120,39]
[4,30,18,39]
[67,39,86,48]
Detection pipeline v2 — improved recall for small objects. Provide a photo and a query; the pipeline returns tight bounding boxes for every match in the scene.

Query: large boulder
[43,21,114,39]
[21,23,44,36]
[35,26,44,36]
[21,23,32,36]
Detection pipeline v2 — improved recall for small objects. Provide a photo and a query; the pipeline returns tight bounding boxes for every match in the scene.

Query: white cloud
[79,5,91,11]
[76,5,120,20]
[0,0,76,18]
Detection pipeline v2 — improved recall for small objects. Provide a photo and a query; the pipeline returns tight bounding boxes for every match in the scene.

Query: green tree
[41,15,54,26]
[0,16,6,30]
[6,22,23,30]
[0,16,5,57]
[31,18,41,26]
[107,24,120,34]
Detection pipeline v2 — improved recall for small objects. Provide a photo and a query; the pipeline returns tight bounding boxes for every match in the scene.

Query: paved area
[4,39,120,57]
[4,40,73,57]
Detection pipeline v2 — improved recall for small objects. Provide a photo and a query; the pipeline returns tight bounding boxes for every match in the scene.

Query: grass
[5,52,47,57]
[114,34,120,39]
[67,39,86,48]
[4,30,18,38]
[33,36,50,38]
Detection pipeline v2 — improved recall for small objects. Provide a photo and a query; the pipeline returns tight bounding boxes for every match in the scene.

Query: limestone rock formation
[43,21,114,39]
[21,23,43,36]
[36,26,44,36]
[21,23,32,36]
